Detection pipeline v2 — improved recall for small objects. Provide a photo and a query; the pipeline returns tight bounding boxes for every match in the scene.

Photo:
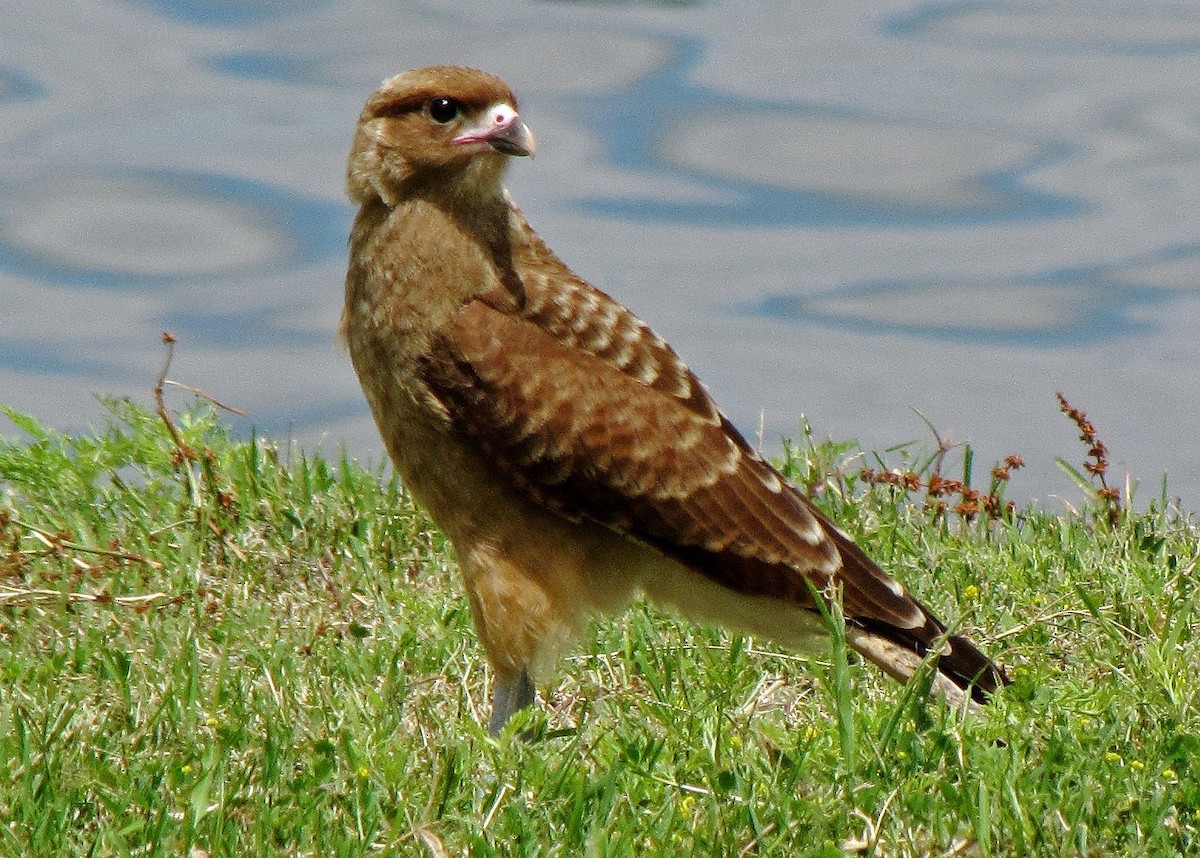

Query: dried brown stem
[0,585,170,608]
[1056,391,1120,522]
[153,332,193,462]
[163,380,248,417]
[15,517,163,569]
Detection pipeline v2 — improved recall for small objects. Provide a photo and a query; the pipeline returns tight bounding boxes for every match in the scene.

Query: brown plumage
[341,66,1007,734]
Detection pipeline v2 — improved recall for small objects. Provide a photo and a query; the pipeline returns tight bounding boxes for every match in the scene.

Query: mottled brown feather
[419,267,1003,697]
[343,67,1007,724]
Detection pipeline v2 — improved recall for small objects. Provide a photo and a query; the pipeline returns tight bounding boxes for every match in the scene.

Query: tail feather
[846,616,1008,709]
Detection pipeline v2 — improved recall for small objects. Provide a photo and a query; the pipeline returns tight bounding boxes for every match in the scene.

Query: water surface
[2,1,1198,508]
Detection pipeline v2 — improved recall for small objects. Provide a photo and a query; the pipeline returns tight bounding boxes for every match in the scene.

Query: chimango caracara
[341,66,1007,734]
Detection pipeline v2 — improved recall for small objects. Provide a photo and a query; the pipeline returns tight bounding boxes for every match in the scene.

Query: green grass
[1,398,1197,856]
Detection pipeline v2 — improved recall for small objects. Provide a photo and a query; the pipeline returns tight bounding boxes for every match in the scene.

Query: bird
[340,66,1007,735]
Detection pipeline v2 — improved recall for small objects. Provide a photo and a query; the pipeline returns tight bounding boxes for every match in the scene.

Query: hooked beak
[453,103,537,158]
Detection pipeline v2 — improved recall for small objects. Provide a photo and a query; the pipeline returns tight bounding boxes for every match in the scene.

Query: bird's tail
[845,616,1008,710]
[799,498,1009,708]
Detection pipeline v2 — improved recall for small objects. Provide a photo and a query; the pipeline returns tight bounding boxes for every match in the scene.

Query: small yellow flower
[803,725,819,741]
[1104,752,1121,764]
[1162,768,1177,780]
[181,764,193,775]
[205,716,218,728]
[1130,760,1145,772]
[963,585,980,600]
[356,766,370,779]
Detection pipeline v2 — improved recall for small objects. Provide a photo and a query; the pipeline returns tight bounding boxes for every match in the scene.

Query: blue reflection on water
[132,0,329,27]
[0,339,121,377]
[755,243,1200,346]
[575,34,1082,227]
[0,169,348,291]
[884,1,1200,57]
[164,307,332,348]
[208,51,323,84]
[0,66,44,103]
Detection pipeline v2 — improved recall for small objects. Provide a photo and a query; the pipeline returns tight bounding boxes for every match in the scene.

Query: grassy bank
[1,397,1197,856]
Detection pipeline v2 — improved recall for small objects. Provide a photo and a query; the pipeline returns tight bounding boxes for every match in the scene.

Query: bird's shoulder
[472,205,725,425]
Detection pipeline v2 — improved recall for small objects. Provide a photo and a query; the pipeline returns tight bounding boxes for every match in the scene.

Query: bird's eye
[427,96,460,124]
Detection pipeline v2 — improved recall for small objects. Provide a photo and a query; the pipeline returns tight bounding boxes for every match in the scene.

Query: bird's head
[347,66,536,207]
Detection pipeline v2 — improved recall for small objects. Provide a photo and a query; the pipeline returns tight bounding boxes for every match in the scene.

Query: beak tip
[488,120,536,158]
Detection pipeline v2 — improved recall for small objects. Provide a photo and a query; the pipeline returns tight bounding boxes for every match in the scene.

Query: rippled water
[3,2,1198,508]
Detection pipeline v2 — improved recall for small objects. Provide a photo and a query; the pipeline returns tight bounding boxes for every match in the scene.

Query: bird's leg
[488,668,535,735]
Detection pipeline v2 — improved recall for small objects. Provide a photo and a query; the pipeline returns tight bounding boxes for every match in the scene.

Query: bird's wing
[416,264,930,639]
